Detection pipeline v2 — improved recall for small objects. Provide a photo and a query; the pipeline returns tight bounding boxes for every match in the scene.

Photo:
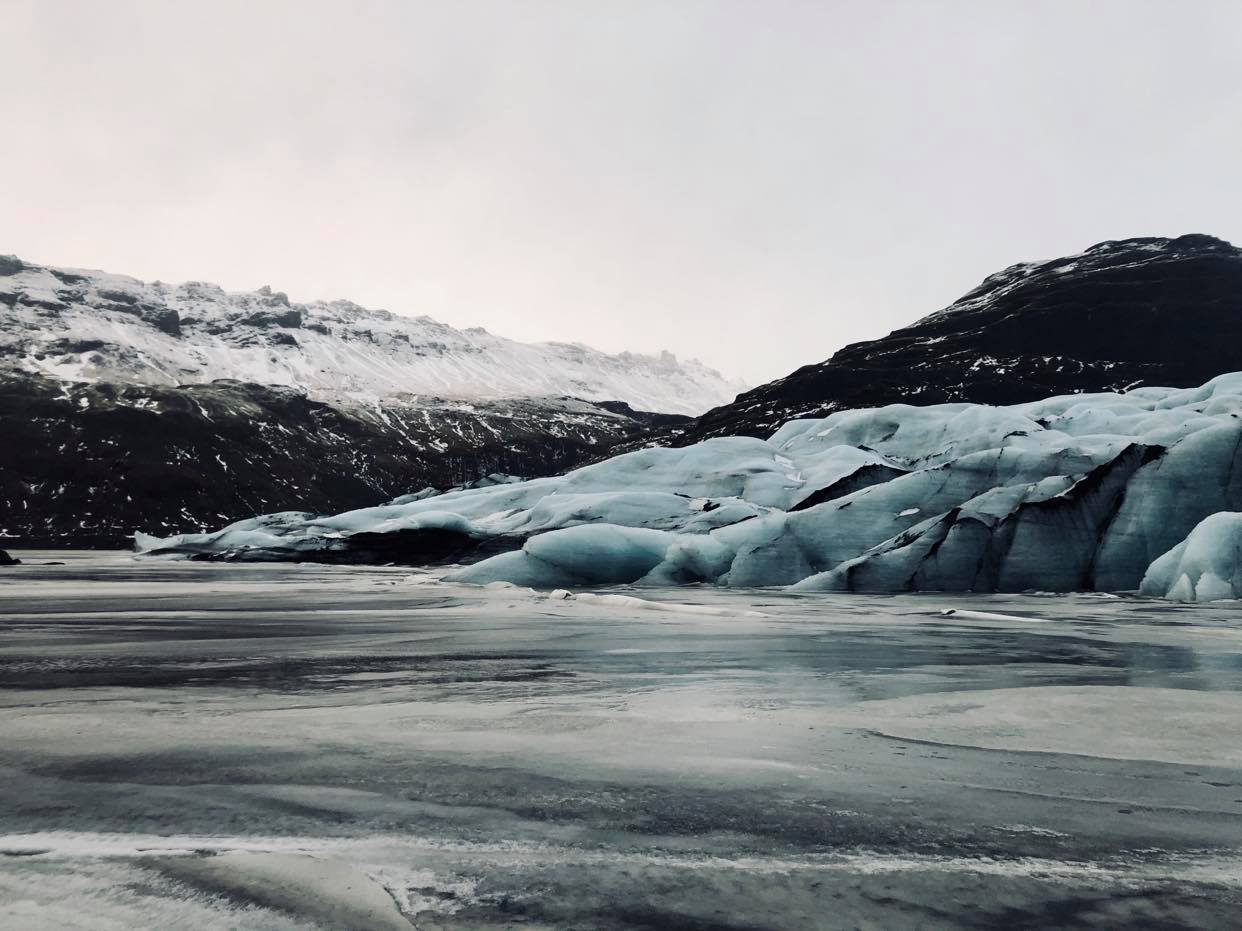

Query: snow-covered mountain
[0,253,747,546]
[0,254,745,416]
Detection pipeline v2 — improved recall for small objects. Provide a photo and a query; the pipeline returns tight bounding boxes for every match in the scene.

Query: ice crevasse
[138,373,1242,600]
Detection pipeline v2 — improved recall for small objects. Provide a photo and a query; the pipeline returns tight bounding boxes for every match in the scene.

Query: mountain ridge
[0,254,745,417]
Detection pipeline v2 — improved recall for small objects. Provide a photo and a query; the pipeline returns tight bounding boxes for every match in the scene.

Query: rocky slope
[0,370,666,547]
[660,234,1242,444]
[0,255,740,546]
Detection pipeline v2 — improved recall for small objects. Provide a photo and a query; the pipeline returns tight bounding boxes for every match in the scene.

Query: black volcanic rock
[671,234,1242,443]
[0,549,19,566]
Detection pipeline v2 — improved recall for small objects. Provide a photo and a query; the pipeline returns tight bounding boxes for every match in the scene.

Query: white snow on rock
[1139,512,1242,602]
[138,373,1242,598]
[0,256,745,416]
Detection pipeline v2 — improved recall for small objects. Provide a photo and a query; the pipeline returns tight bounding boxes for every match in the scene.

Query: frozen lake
[2,551,1242,929]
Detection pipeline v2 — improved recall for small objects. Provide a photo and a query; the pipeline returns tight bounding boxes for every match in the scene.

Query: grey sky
[6,1,1242,385]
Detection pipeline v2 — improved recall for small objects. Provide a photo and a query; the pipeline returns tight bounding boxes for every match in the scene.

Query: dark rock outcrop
[242,308,303,328]
[128,304,182,336]
[589,400,691,430]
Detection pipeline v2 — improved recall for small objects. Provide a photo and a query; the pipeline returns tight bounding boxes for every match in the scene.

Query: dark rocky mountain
[0,370,679,547]
[659,234,1242,444]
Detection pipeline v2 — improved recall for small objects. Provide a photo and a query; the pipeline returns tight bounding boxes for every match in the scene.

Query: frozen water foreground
[139,372,1242,600]
[2,552,1242,929]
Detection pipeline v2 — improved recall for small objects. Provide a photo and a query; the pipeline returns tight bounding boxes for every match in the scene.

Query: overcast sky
[6,1,1242,385]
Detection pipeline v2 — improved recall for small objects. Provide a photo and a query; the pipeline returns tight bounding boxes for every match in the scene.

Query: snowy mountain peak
[0,256,746,416]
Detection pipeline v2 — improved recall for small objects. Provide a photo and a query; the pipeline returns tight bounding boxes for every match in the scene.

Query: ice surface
[831,686,1242,766]
[453,525,675,587]
[139,373,1242,597]
[1140,511,1242,602]
[155,852,414,931]
[5,555,1242,927]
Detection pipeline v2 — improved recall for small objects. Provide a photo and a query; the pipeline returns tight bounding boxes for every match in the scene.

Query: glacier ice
[137,372,1242,598]
[1139,512,1242,602]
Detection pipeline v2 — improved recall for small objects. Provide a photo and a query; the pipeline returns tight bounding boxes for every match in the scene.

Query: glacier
[137,373,1242,599]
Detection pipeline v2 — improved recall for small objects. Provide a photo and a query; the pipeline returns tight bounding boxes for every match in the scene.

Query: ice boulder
[1140,512,1242,602]
[450,524,674,588]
